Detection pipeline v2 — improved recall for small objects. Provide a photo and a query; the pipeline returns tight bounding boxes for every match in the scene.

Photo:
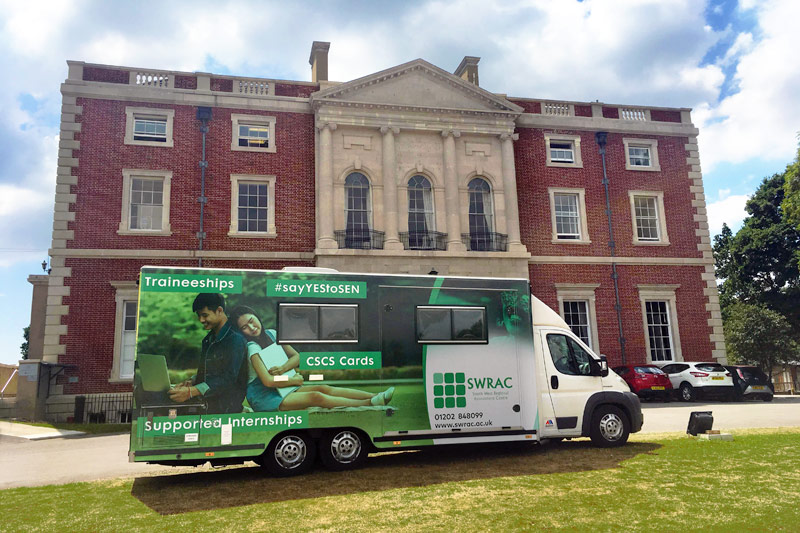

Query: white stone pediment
[312,59,522,115]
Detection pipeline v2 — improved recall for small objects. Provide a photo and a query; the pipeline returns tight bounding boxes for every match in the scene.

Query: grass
[3,419,130,435]
[1,428,799,532]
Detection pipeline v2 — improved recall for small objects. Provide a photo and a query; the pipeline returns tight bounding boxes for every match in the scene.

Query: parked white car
[658,362,734,401]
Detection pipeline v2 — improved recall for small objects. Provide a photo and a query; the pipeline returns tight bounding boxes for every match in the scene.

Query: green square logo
[432,371,468,409]
[456,384,465,395]
[455,372,465,383]
[433,373,444,384]
[444,373,455,384]
[445,385,455,396]
[456,397,467,408]
[434,397,444,409]
[433,385,443,396]
[445,397,455,408]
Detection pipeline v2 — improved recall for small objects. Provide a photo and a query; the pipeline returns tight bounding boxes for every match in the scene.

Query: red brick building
[30,42,723,420]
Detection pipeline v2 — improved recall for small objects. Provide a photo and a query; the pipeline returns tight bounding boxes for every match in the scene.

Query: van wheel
[763,395,773,402]
[679,383,696,402]
[589,405,630,447]
[260,432,316,476]
[319,429,367,470]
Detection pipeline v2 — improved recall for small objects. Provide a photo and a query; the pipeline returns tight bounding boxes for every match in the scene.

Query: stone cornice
[529,255,710,266]
[61,81,313,114]
[516,113,698,137]
[48,248,315,260]
[316,108,517,136]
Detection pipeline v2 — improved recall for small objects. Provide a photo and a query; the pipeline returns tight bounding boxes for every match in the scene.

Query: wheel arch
[581,391,642,436]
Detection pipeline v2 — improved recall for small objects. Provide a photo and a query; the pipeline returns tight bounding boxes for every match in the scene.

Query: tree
[20,326,29,360]
[724,303,800,378]
[713,172,800,331]
[781,138,800,232]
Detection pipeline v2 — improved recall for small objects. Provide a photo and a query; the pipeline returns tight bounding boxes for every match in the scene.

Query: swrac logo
[267,280,367,299]
[468,376,513,389]
[141,273,242,293]
[433,372,467,409]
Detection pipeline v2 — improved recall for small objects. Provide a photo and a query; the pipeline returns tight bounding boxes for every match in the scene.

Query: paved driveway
[2,396,799,489]
[639,395,800,433]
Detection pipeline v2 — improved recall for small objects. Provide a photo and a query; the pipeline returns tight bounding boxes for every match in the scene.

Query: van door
[539,329,603,436]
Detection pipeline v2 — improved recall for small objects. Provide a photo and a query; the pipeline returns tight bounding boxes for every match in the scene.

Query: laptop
[137,354,173,392]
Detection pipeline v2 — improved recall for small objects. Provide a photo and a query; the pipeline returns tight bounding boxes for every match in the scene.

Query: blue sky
[0,0,797,365]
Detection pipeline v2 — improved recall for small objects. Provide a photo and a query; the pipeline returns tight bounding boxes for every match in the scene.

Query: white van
[129,267,642,475]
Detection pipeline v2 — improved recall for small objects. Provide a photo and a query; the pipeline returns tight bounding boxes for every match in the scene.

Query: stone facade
[39,43,725,411]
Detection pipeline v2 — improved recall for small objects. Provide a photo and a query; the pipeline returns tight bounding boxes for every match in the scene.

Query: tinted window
[279,306,318,341]
[320,306,357,341]
[635,366,664,375]
[452,309,485,340]
[696,363,725,373]
[547,334,574,374]
[417,308,451,341]
[568,337,594,376]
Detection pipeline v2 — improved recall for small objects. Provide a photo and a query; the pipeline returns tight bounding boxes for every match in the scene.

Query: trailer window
[278,304,358,343]
[416,306,487,343]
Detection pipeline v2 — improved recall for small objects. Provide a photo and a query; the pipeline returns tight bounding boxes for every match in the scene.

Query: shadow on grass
[131,439,661,515]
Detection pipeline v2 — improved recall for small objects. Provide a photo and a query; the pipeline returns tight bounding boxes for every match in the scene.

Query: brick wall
[71,98,316,253]
[530,263,714,366]
[514,129,701,259]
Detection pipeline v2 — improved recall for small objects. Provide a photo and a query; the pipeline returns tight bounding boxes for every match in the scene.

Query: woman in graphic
[229,306,393,412]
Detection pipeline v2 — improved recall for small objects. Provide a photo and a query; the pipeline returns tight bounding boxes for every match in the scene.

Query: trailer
[129,266,642,475]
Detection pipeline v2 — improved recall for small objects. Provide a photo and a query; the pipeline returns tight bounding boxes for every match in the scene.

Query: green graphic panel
[140,274,242,293]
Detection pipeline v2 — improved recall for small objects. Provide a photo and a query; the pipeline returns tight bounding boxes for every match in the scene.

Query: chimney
[309,41,330,83]
[454,56,480,86]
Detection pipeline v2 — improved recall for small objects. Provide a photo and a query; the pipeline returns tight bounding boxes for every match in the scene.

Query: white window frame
[228,174,277,237]
[118,169,172,235]
[548,187,590,244]
[110,282,138,382]
[555,284,600,352]
[623,138,660,171]
[628,190,669,245]
[231,114,276,153]
[124,107,174,147]
[638,285,683,364]
[545,133,583,168]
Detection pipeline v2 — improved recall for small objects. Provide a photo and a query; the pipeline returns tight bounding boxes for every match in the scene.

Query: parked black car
[725,365,774,402]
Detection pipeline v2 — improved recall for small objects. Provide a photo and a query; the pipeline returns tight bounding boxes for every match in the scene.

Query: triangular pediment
[312,59,522,115]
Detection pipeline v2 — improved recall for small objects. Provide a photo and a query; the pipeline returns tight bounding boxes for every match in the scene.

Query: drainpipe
[596,131,626,364]
[196,107,212,267]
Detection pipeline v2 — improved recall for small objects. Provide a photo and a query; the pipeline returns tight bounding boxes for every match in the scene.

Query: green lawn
[2,428,799,532]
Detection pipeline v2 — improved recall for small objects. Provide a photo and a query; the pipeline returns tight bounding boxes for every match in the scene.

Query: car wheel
[589,405,630,448]
[319,429,368,470]
[763,395,773,402]
[679,383,695,402]
[260,432,316,477]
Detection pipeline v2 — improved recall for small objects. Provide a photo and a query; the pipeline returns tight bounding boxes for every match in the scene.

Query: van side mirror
[598,355,609,377]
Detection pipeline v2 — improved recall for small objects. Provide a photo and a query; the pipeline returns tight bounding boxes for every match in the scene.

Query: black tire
[679,383,696,402]
[589,405,630,447]
[259,432,316,477]
[763,395,774,402]
[319,429,368,471]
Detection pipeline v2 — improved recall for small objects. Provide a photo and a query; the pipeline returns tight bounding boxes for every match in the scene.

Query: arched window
[468,178,494,250]
[344,172,372,247]
[407,175,435,249]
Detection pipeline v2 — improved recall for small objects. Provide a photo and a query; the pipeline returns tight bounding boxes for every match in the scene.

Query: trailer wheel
[259,432,316,477]
[589,405,629,447]
[319,429,367,470]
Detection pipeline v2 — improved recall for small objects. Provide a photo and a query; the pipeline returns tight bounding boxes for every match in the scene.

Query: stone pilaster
[442,129,466,251]
[380,126,403,250]
[317,122,338,249]
[500,133,526,252]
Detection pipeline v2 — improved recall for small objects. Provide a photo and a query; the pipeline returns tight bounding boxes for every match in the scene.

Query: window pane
[279,306,319,341]
[554,194,580,238]
[629,146,651,166]
[562,300,591,348]
[634,196,660,241]
[550,141,574,162]
[417,308,451,341]
[547,334,576,375]
[645,300,673,361]
[567,337,594,375]
[320,306,358,341]
[452,309,486,341]
[236,180,269,232]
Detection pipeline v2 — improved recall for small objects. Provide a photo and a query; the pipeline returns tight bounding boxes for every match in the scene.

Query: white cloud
[697,0,800,171]
[719,32,754,66]
[706,194,750,236]
[718,188,731,200]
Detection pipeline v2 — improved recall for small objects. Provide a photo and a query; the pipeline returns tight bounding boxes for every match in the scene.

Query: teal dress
[245,330,299,411]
